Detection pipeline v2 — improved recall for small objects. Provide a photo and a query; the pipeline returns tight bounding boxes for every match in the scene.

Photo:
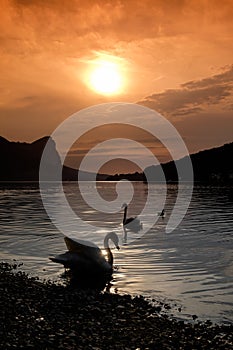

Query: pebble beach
[0,262,232,350]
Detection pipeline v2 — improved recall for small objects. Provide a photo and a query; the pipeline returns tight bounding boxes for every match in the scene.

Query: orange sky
[1,0,233,173]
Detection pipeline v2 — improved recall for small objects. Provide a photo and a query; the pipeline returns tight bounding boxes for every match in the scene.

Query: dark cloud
[139,66,233,117]
[181,65,233,89]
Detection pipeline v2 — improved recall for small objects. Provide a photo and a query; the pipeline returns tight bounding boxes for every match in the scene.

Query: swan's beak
[116,245,120,250]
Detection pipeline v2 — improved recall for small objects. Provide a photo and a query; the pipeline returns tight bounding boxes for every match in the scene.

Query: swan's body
[122,203,142,230]
[50,232,119,277]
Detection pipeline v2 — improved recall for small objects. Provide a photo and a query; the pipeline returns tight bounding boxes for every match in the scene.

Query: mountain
[1,136,232,184]
[0,136,52,181]
[106,142,233,184]
[144,142,233,184]
[0,136,107,181]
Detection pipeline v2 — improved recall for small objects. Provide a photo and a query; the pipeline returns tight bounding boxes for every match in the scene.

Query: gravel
[0,262,232,349]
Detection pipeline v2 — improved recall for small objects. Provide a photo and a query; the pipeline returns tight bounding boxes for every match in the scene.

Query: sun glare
[88,60,123,95]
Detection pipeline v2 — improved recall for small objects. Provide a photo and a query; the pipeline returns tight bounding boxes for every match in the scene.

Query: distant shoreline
[1,136,232,184]
[0,180,232,185]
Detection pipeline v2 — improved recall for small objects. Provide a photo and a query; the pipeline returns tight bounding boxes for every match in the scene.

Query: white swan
[50,232,119,277]
[121,203,142,230]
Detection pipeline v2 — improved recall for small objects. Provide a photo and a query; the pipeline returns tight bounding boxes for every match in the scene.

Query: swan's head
[121,203,128,209]
[104,232,120,250]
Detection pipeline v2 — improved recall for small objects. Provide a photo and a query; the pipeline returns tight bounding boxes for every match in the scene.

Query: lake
[0,182,233,324]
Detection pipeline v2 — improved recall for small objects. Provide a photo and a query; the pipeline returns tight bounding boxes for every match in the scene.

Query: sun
[88,60,123,95]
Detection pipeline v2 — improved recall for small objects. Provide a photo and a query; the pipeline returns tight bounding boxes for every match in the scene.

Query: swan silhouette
[158,209,165,218]
[122,203,142,231]
[50,232,120,278]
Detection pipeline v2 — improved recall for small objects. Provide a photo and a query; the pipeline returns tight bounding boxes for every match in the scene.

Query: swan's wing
[125,217,133,224]
[124,217,142,232]
[125,217,141,225]
[50,252,97,271]
[64,236,106,264]
[50,251,111,274]
[65,236,100,253]
[133,217,141,224]
[50,252,86,269]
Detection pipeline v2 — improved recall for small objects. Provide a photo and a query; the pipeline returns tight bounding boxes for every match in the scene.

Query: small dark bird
[159,209,165,218]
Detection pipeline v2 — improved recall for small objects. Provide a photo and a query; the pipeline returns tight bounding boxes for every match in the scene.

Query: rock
[0,262,233,350]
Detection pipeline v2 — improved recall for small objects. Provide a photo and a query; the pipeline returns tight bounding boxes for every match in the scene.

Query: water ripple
[0,183,233,323]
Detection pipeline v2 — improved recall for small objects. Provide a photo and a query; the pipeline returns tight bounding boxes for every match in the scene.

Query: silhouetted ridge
[31,136,50,145]
[0,136,108,181]
[0,136,59,181]
[1,136,232,183]
[106,142,233,184]
[0,136,10,144]
[106,171,144,181]
[144,142,233,184]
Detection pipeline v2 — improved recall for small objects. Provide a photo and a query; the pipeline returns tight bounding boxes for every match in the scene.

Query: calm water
[0,182,233,324]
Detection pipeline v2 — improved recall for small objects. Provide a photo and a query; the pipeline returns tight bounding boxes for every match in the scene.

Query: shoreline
[1,262,232,349]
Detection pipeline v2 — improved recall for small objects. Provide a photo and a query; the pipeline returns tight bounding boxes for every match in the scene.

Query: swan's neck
[123,206,127,224]
[104,236,114,266]
[105,247,113,266]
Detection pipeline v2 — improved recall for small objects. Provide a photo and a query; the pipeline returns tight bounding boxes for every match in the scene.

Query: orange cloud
[0,0,233,172]
[140,65,233,117]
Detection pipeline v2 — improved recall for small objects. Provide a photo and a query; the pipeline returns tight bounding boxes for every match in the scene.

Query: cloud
[1,0,233,53]
[1,0,233,165]
[139,65,233,117]
[138,65,233,159]
[181,65,233,89]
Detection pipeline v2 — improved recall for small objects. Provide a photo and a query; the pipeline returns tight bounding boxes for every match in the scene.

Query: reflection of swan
[50,232,120,278]
[122,203,142,230]
[123,226,128,244]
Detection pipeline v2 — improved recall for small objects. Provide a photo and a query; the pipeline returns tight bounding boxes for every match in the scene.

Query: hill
[106,142,233,184]
[0,136,107,181]
[1,136,232,184]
